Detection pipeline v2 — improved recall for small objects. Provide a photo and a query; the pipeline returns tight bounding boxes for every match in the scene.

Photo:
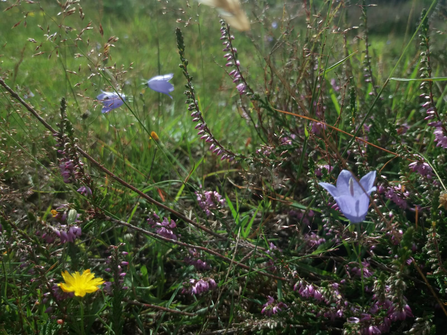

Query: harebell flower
[319,170,376,223]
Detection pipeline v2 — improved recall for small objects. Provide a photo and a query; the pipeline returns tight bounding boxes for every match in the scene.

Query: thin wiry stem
[106,216,286,282]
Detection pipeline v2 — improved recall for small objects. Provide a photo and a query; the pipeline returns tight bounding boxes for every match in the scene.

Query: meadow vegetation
[1,0,447,334]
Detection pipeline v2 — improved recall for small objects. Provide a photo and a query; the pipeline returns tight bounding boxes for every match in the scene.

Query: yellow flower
[58,269,104,297]
[150,131,159,141]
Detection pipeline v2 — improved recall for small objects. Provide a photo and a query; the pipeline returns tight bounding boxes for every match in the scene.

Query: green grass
[2,0,447,334]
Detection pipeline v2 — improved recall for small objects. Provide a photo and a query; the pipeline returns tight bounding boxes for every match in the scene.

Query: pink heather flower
[184,248,210,270]
[385,185,409,210]
[330,78,340,92]
[350,261,374,278]
[303,232,326,249]
[362,325,381,335]
[433,127,447,148]
[196,189,225,216]
[379,317,392,333]
[147,213,178,240]
[261,296,288,316]
[77,186,92,196]
[408,161,433,178]
[54,225,82,244]
[315,165,333,177]
[183,278,217,295]
[59,160,75,183]
[236,83,246,94]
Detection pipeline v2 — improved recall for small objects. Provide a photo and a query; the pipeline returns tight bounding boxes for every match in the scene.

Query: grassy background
[2,0,447,334]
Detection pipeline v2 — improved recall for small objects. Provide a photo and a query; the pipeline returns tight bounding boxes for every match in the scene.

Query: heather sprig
[417,9,447,148]
[175,27,240,162]
[182,277,217,296]
[220,20,253,97]
[195,187,226,216]
[54,98,94,195]
[104,244,128,334]
[147,213,178,240]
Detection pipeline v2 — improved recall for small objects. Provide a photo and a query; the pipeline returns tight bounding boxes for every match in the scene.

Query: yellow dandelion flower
[58,269,104,297]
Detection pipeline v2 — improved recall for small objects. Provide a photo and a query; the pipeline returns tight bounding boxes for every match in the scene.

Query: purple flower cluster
[345,278,415,334]
[103,273,128,294]
[381,184,409,210]
[77,185,92,196]
[294,281,348,321]
[433,126,447,148]
[408,159,433,178]
[39,206,82,244]
[315,165,333,178]
[261,296,288,316]
[195,189,225,216]
[56,225,82,244]
[185,96,236,161]
[357,298,413,334]
[279,133,297,146]
[59,159,75,183]
[40,224,82,244]
[184,248,210,270]
[349,261,374,278]
[147,213,178,240]
[330,78,340,92]
[303,232,326,249]
[256,145,274,156]
[294,281,326,303]
[182,277,217,295]
[54,120,93,194]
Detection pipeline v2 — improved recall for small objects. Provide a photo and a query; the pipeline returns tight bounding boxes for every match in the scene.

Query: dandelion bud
[439,192,447,209]
[67,209,78,225]
[151,131,159,141]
